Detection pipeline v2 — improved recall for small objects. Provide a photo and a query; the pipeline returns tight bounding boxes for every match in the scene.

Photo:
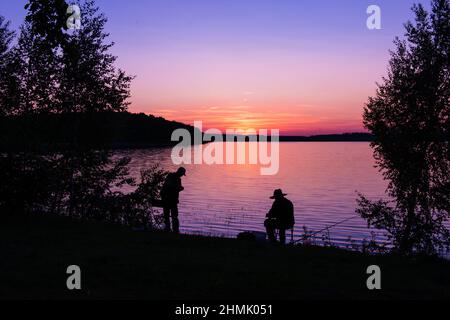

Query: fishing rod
[292,215,360,245]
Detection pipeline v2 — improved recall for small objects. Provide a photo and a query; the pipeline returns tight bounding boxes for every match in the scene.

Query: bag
[286,210,295,229]
[279,199,295,229]
[264,218,279,229]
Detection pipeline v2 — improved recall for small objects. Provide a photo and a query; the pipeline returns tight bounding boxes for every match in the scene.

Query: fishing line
[292,215,360,245]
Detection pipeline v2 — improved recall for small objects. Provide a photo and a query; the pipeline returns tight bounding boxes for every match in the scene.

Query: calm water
[116,142,390,246]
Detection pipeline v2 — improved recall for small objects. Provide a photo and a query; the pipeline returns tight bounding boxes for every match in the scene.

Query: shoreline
[2,214,449,300]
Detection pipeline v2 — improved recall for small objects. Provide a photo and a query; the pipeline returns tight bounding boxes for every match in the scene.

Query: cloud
[146,104,364,135]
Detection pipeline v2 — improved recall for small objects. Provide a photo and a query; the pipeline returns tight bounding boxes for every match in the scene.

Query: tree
[58,0,133,114]
[24,0,67,48]
[358,0,450,255]
[0,1,165,230]
[2,0,132,116]
[50,0,135,218]
[4,19,61,114]
[0,15,15,116]
[0,16,13,56]
[0,16,14,80]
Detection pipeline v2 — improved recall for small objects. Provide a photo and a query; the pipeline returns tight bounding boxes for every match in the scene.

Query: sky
[0,0,427,135]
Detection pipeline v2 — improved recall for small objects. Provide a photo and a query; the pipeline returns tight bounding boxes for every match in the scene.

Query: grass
[0,214,449,300]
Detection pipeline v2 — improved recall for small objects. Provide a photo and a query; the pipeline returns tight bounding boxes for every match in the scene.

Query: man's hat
[270,189,287,199]
[177,167,186,176]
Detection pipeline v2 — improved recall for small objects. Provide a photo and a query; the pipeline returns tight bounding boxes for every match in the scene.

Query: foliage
[58,0,133,113]
[358,0,450,255]
[0,153,58,216]
[0,1,166,230]
[0,16,15,116]
[0,151,168,229]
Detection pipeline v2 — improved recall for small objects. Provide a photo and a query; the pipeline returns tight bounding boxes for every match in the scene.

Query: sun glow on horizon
[134,103,366,136]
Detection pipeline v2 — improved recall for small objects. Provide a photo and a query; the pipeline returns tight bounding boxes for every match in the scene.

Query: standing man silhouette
[264,189,295,244]
[160,167,186,233]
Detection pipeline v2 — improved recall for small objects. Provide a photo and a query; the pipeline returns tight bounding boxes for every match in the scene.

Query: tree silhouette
[0,16,13,56]
[2,0,133,116]
[24,0,68,48]
[0,1,166,229]
[0,16,15,116]
[58,0,133,114]
[4,14,60,114]
[357,0,449,255]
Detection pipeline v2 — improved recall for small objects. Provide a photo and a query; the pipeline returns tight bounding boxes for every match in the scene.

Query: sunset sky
[1,0,424,135]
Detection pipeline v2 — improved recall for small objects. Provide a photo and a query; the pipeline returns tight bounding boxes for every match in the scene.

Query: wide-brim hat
[270,189,287,199]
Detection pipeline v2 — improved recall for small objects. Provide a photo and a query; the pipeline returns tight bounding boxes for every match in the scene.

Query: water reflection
[115,142,389,246]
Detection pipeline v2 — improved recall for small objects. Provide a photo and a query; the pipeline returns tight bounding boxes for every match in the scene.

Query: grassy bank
[1,215,449,300]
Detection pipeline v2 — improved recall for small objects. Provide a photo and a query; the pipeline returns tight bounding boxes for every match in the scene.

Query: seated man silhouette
[264,189,295,244]
[160,167,186,233]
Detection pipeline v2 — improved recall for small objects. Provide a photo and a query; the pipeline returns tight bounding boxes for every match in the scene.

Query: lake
[116,142,390,247]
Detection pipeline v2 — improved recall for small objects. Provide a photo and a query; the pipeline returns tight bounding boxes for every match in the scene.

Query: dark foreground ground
[0,215,449,300]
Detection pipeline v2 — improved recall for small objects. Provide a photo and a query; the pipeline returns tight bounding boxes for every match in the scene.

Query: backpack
[282,198,295,229]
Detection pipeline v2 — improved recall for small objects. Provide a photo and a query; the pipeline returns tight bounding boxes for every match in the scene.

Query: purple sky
[0,0,426,134]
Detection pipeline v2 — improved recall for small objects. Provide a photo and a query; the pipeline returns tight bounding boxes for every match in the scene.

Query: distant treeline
[0,112,200,151]
[216,132,374,142]
[0,112,375,151]
[279,133,374,142]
